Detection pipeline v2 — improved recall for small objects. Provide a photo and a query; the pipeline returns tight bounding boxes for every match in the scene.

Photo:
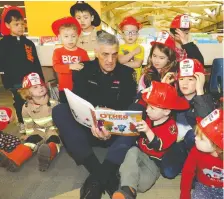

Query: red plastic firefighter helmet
[196,109,223,149]
[170,14,190,29]
[142,81,190,110]
[119,16,142,30]
[150,31,176,52]
[0,107,12,131]
[1,5,25,36]
[177,58,206,78]
[21,73,45,89]
[52,16,81,36]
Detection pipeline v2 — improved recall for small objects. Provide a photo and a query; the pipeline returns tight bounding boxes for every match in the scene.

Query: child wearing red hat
[160,58,215,179]
[0,107,31,172]
[138,31,177,91]
[170,14,204,64]
[0,5,44,133]
[112,81,189,199]
[118,16,144,83]
[52,16,89,103]
[16,72,61,171]
[180,109,223,199]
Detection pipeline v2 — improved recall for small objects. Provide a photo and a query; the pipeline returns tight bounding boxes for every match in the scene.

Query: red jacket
[136,98,178,160]
[52,47,89,91]
[180,146,224,199]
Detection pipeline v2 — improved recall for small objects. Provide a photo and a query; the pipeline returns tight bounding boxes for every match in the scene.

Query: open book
[64,89,142,136]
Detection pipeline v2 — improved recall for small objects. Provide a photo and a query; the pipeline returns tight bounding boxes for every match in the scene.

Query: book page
[95,110,142,136]
[64,89,95,128]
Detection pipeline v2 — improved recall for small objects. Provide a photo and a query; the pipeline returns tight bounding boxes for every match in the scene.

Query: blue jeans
[160,130,195,179]
[52,103,137,165]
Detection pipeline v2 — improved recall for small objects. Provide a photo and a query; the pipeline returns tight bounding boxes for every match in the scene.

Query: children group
[0,2,223,199]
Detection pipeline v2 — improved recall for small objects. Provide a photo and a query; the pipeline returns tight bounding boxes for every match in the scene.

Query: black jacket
[72,59,137,110]
[0,35,44,89]
[182,94,215,127]
[182,42,204,65]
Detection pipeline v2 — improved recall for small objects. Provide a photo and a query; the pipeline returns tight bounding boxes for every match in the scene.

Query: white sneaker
[18,123,25,134]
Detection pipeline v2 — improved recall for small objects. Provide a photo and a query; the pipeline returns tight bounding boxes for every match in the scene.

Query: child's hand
[161,72,176,84]
[69,63,84,71]
[136,120,150,133]
[194,72,205,95]
[133,46,142,55]
[175,29,189,45]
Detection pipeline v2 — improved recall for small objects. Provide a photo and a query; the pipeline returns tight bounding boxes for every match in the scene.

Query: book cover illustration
[95,110,142,136]
[64,89,142,136]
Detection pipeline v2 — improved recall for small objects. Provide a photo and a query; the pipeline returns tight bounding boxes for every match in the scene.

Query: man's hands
[91,126,111,141]
[69,63,84,71]
[194,72,205,95]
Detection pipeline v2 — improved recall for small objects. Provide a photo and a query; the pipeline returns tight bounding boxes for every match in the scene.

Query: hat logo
[201,109,220,128]
[157,31,169,43]
[0,110,10,122]
[28,73,41,86]
[180,59,194,77]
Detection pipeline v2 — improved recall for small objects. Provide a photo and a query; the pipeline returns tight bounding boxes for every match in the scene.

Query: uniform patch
[169,125,177,134]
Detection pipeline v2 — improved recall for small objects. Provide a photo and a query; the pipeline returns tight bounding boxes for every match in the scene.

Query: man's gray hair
[96,31,119,46]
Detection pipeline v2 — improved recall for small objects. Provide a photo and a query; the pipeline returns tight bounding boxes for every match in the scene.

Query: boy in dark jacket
[160,58,215,179]
[0,6,44,133]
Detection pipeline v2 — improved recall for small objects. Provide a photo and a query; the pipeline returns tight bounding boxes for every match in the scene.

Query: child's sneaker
[112,186,137,199]
[37,142,58,172]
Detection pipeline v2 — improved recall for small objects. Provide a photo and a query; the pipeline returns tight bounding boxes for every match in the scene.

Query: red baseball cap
[177,58,206,78]
[150,31,176,52]
[170,14,190,29]
[142,81,189,110]
[21,73,45,89]
[0,107,12,131]
[196,109,223,149]
[119,16,142,30]
[1,5,25,36]
[52,17,81,36]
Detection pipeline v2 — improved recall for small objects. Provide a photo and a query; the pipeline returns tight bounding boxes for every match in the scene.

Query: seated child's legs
[38,132,61,172]
[184,129,195,150]
[192,182,223,199]
[160,142,188,179]
[113,147,160,199]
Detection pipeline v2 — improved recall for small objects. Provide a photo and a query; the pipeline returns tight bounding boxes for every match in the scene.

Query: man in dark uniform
[52,32,137,199]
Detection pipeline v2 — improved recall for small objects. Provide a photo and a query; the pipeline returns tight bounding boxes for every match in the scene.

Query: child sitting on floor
[17,72,61,171]
[112,81,189,199]
[180,109,223,199]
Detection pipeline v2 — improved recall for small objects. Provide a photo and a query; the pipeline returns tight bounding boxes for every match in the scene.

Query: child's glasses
[123,30,139,36]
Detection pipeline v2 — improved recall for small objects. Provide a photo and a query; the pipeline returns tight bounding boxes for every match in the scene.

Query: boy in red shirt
[52,17,89,103]
[180,109,223,199]
[112,81,189,199]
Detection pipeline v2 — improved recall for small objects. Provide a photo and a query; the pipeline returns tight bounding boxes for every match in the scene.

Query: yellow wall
[24,1,101,36]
